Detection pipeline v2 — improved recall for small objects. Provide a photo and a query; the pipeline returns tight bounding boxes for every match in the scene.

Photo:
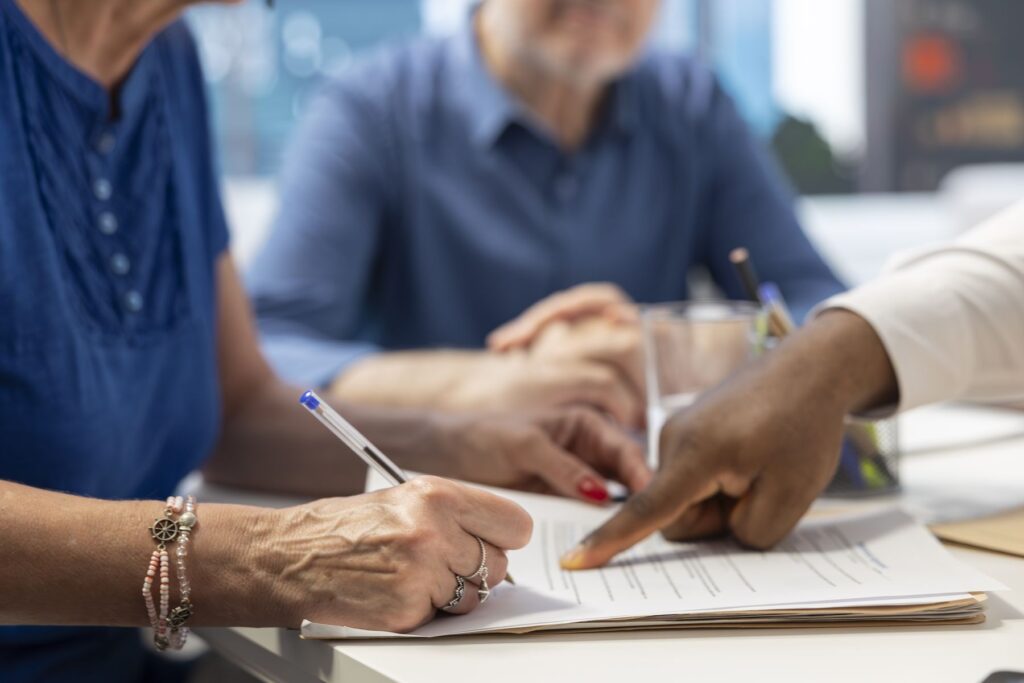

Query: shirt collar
[605,72,639,137]
[447,20,640,150]
[448,22,521,149]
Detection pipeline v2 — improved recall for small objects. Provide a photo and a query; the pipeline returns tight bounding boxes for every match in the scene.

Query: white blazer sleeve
[818,199,1024,412]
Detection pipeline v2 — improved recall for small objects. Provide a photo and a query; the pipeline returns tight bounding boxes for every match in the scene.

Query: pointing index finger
[559,459,721,570]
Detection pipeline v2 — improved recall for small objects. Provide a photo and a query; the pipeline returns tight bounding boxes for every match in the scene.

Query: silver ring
[441,537,493,612]
[441,575,466,612]
[467,537,491,604]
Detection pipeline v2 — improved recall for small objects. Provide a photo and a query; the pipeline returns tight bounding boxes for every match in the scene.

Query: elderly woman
[0,1,650,681]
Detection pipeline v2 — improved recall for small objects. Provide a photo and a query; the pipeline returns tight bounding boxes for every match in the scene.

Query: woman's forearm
[0,480,278,627]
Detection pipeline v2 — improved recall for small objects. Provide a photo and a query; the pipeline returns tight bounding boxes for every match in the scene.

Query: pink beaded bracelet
[144,495,198,651]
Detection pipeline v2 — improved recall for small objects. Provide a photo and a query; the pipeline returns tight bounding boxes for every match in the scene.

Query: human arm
[247,80,641,425]
[344,283,646,428]
[0,480,263,627]
[559,200,1024,567]
[330,345,644,429]
[4,248,535,622]
[0,475,530,631]
[824,200,1024,410]
[209,255,650,502]
[245,77,390,389]
[557,309,895,569]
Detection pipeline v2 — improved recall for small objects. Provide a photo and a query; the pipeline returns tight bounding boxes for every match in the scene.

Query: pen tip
[729,247,749,264]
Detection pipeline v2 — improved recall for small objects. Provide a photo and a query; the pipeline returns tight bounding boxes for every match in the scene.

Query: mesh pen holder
[825,416,901,497]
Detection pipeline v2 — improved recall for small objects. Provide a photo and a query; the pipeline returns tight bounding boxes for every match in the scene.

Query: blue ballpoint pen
[300,390,407,486]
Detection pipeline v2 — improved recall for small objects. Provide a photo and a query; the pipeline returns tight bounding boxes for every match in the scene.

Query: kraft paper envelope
[932,507,1024,558]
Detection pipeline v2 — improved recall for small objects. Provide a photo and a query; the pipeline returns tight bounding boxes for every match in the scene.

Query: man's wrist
[802,309,899,414]
[328,354,386,402]
[331,351,489,410]
[442,351,527,411]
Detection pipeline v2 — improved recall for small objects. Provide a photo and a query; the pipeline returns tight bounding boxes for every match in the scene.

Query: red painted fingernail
[578,477,609,503]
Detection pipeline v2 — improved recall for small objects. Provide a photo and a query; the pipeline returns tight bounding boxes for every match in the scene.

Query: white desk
[196,405,1024,683]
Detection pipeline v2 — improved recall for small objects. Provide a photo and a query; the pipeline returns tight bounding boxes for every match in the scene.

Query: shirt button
[124,290,144,313]
[110,253,131,276]
[94,178,112,201]
[98,212,118,235]
[95,132,116,154]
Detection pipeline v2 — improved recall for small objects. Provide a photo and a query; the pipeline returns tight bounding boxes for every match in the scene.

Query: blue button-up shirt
[248,27,844,388]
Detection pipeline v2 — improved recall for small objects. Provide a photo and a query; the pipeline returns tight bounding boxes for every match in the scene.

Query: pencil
[729,248,762,302]
[730,248,788,337]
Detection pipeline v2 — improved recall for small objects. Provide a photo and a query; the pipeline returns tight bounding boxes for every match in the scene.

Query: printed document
[302,478,1003,639]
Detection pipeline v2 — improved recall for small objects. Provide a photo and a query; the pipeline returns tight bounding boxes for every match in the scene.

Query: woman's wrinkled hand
[264,476,532,633]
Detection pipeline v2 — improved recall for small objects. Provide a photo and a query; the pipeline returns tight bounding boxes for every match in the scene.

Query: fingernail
[577,477,609,503]
[559,545,587,570]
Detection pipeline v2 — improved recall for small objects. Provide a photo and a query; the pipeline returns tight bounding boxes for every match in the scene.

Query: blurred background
[188,0,1024,285]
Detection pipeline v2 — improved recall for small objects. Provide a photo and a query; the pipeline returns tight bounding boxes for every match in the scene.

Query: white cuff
[813,271,972,414]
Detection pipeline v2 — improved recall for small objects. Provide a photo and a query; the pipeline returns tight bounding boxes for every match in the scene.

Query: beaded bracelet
[168,496,196,649]
[144,495,198,651]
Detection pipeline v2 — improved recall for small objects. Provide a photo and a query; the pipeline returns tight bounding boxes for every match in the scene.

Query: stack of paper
[302,481,1004,640]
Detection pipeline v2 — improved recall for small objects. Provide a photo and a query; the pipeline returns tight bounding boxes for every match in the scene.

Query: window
[189,0,782,178]
[189,1,420,176]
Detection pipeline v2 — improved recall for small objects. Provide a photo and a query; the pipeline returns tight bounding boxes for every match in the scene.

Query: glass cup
[642,301,767,466]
